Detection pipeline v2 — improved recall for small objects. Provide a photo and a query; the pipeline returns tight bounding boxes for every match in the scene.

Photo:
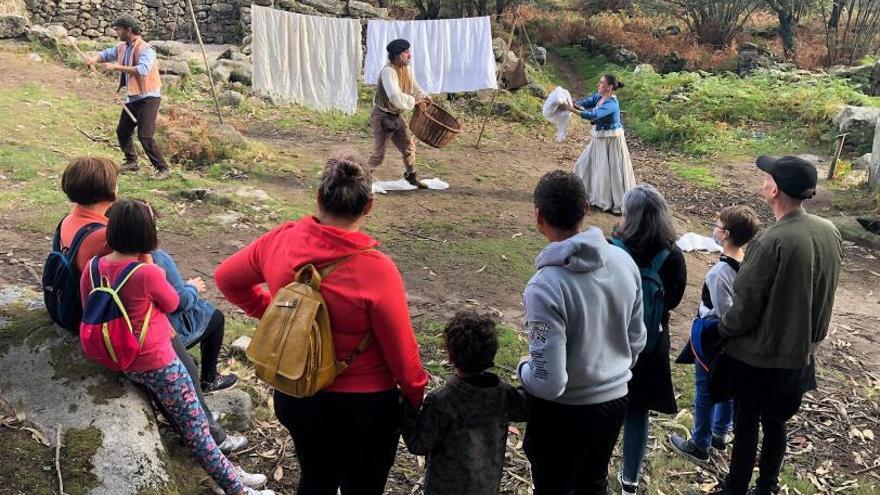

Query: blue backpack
[42,219,105,333]
[612,238,670,354]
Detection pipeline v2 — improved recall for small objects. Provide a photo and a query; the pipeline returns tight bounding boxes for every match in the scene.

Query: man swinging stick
[84,14,171,180]
[369,39,431,189]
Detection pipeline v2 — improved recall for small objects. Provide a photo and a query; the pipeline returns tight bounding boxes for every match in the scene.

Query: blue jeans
[692,363,733,450]
[621,407,649,484]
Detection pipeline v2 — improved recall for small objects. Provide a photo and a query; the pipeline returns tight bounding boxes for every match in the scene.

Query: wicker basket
[410,101,461,148]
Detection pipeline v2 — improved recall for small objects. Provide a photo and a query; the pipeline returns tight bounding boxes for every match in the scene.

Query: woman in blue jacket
[567,73,636,215]
[152,249,238,393]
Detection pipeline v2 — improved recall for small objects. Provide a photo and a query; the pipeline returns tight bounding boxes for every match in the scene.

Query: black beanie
[387,39,410,59]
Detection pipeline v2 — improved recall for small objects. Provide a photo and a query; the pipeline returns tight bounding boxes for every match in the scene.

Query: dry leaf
[501,255,508,261]
[23,426,50,446]
[862,429,875,441]
[475,265,486,273]
[273,463,284,481]
[511,233,523,239]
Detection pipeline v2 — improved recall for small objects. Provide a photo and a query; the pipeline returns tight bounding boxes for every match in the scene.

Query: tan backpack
[246,252,373,397]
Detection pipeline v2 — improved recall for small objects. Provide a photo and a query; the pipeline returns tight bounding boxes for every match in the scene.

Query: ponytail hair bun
[318,151,373,219]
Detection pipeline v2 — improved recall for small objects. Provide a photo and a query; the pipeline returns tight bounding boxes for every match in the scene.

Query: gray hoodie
[517,227,647,405]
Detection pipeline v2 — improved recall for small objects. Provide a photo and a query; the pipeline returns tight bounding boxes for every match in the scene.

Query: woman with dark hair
[215,151,428,495]
[610,184,687,495]
[567,73,636,215]
[80,199,272,495]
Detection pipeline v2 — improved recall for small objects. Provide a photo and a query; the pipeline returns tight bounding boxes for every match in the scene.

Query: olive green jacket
[720,208,842,369]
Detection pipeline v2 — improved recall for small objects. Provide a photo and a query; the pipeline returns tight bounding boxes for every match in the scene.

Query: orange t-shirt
[59,205,111,272]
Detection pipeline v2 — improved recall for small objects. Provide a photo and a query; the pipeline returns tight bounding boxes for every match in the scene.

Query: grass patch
[668,161,721,188]
[0,426,102,495]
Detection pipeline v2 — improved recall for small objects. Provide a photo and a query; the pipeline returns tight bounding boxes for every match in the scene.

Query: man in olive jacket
[716,155,842,495]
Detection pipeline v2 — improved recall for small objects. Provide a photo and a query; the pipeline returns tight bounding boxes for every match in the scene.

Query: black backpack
[42,219,105,332]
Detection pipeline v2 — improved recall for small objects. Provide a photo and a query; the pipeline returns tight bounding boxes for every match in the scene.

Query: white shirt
[375,64,426,113]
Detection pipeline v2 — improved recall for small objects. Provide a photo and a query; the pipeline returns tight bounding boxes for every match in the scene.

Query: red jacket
[215,216,428,407]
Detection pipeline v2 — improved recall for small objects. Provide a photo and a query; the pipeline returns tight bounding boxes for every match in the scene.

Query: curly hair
[443,310,498,374]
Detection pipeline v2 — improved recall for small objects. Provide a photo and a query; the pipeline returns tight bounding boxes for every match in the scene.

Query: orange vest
[116,38,161,96]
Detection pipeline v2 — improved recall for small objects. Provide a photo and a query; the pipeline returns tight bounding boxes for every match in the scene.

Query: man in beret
[711,156,842,495]
[369,38,431,188]
[86,14,171,180]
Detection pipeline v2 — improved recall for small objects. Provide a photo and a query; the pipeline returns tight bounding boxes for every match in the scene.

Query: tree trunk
[828,0,844,28]
[778,9,798,60]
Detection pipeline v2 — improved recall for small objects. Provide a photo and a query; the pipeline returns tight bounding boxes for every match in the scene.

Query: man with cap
[710,155,842,495]
[85,14,171,180]
[369,38,430,188]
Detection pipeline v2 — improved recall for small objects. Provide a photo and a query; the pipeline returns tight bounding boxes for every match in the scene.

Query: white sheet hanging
[364,17,497,94]
[252,6,362,114]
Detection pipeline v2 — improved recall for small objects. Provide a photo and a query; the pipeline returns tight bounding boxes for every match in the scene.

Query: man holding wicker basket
[368,39,431,189]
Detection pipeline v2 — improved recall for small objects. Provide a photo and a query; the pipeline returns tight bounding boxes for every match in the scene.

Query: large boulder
[609,46,638,65]
[0,14,29,39]
[853,153,872,170]
[348,0,382,18]
[277,0,321,15]
[834,105,880,153]
[27,24,68,49]
[219,89,245,108]
[213,59,251,86]
[150,40,185,57]
[298,0,346,15]
[531,46,547,65]
[659,52,687,74]
[158,58,190,76]
[0,287,173,494]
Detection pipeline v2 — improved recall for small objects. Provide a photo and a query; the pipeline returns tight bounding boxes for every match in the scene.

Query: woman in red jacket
[215,151,428,495]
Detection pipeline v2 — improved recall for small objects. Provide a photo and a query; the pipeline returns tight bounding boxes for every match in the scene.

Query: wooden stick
[54,424,64,495]
[828,132,848,180]
[70,41,140,124]
[476,20,518,149]
[186,0,224,125]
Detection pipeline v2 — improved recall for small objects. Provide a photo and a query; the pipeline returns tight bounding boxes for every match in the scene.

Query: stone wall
[21,0,384,44]
[23,0,244,44]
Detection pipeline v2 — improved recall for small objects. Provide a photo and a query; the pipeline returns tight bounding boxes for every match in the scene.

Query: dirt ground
[1,43,879,493]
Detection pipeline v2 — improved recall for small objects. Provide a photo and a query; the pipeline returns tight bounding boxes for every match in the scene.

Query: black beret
[386,39,410,58]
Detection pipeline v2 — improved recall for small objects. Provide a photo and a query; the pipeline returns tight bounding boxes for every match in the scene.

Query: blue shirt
[576,93,622,131]
[151,249,216,347]
[99,41,160,103]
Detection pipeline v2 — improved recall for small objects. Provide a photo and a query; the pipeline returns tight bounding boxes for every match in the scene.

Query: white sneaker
[236,466,267,488]
[618,472,638,495]
[218,434,248,453]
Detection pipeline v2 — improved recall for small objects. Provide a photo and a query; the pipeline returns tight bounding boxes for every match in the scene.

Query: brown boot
[120,161,140,173]
[404,171,428,189]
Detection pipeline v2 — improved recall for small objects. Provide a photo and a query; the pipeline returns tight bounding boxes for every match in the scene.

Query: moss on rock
[0,426,102,495]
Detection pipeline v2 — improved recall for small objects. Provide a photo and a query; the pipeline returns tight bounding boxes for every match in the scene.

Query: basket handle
[416,100,461,135]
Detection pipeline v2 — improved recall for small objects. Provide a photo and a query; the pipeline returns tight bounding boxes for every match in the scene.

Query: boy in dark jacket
[402,311,529,495]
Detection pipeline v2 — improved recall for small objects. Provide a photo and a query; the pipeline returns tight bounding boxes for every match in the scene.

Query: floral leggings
[126,358,244,495]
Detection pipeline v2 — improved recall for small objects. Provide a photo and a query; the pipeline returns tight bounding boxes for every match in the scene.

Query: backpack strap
[67,222,105,257]
[98,261,153,344]
[610,237,629,254]
[344,332,375,365]
[52,218,64,252]
[649,248,671,273]
[89,256,102,290]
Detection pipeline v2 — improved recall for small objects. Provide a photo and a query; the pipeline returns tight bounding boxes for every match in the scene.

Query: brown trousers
[117,96,169,171]
[367,107,415,173]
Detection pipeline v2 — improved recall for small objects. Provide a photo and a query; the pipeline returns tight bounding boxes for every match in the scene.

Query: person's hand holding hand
[187,277,207,294]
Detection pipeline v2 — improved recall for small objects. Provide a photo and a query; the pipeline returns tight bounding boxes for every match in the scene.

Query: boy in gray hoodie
[518,170,647,495]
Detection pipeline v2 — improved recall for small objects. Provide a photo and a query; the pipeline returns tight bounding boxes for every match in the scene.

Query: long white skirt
[573,128,636,213]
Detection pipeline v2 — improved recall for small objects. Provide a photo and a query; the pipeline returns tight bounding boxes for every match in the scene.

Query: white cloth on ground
[364,17,497,94]
[676,232,723,253]
[572,128,636,213]
[372,178,449,194]
[543,86,574,142]
[251,6,362,114]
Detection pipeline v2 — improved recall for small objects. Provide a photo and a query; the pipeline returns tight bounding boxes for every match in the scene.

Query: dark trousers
[142,335,226,444]
[725,390,803,494]
[524,396,628,495]
[185,309,225,385]
[274,389,401,495]
[116,96,169,170]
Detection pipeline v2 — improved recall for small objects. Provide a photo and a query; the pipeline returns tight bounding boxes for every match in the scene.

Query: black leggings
[274,389,401,495]
[187,309,225,385]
